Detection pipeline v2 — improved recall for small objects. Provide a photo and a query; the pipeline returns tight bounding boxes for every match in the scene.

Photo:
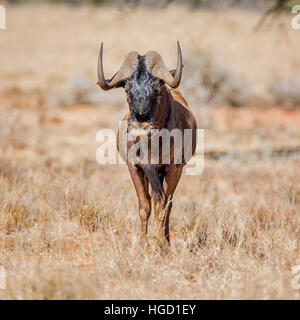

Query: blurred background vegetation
[2,0,299,11]
[2,0,300,109]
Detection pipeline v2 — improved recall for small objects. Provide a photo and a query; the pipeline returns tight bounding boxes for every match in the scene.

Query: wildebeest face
[125,72,161,123]
[125,69,161,138]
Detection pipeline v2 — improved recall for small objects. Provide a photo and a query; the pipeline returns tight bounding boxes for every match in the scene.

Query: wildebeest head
[124,57,161,122]
[97,42,183,126]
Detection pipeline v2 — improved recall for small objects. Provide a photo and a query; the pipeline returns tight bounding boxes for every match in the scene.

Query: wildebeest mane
[130,55,159,86]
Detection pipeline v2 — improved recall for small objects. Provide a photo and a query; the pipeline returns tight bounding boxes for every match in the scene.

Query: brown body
[117,86,197,244]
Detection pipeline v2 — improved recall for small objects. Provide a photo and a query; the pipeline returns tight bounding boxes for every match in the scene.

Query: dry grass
[1,155,299,299]
[0,4,300,300]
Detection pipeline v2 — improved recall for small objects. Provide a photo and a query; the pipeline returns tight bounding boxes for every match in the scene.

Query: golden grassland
[0,4,300,299]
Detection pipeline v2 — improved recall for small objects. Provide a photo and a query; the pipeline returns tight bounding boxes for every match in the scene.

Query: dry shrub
[183,49,251,107]
[73,201,109,232]
[51,76,101,107]
[267,74,300,108]
[182,215,208,251]
[0,202,38,234]
[63,186,121,233]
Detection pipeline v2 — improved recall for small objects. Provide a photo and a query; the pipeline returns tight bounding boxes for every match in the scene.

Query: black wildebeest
[97,41,197,246]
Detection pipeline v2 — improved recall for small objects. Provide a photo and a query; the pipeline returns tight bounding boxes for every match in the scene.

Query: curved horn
[170,41,183,88]
[97,42,139,91]
[145,41,183,89]
[97,42,111,90]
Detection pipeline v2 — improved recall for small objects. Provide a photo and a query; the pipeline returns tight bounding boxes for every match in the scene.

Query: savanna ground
[0,3,300,299]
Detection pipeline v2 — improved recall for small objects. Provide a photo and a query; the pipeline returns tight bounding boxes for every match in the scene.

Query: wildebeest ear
[169,64,184,77]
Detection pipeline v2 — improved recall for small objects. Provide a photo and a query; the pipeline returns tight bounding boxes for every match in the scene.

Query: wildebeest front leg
[154,165,183,244]
[127,164,151,241]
